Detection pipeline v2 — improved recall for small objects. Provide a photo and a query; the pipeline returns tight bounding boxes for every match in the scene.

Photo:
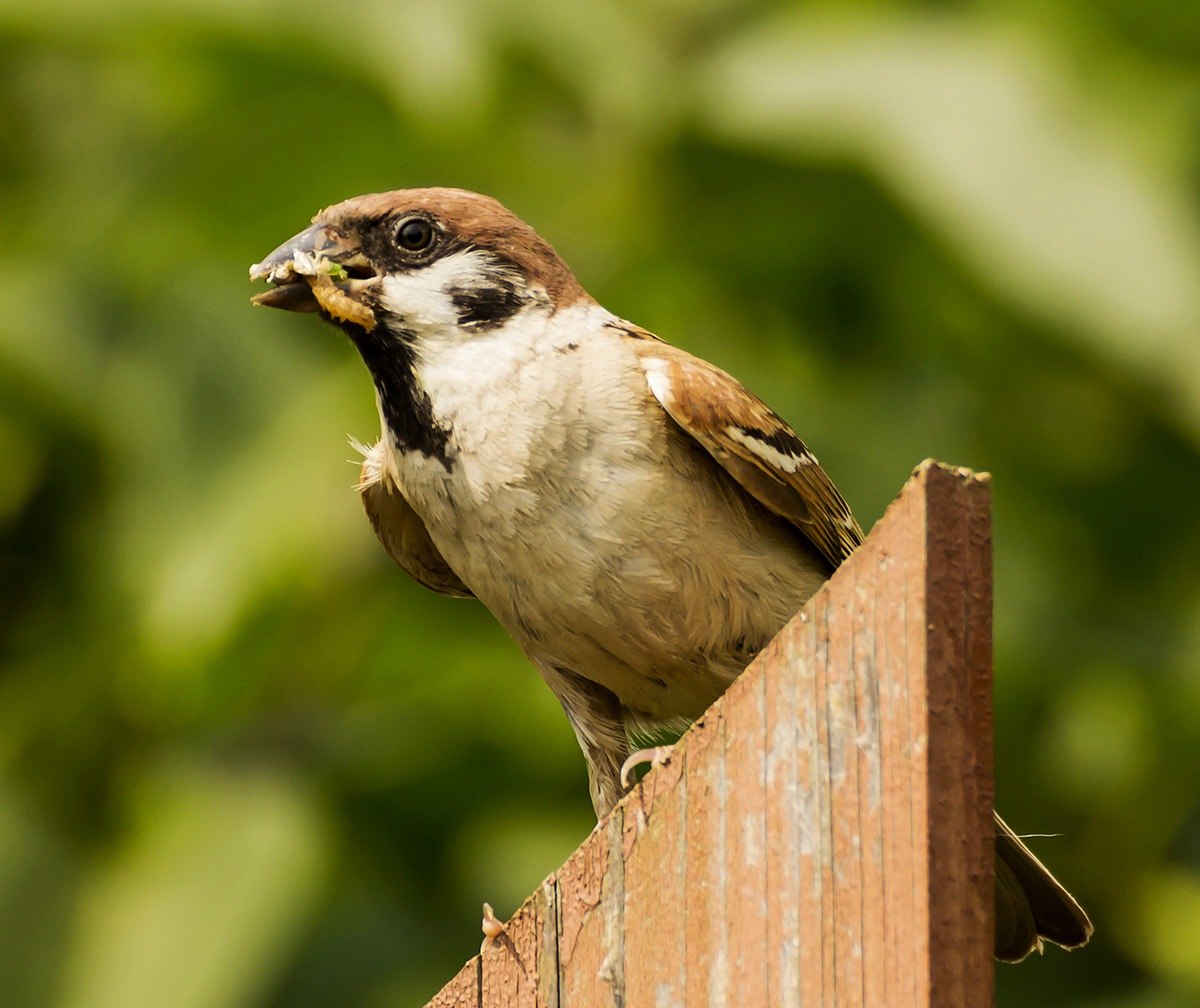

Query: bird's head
[250,188,592,464]
[250,187,587,341]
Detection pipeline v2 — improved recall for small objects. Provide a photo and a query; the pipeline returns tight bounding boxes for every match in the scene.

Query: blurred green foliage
[0,1,1198,1005]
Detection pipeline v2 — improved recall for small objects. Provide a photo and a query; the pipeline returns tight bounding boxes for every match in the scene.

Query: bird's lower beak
[249,222,380,329]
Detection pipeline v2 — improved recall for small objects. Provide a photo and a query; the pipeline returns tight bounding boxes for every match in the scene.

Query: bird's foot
[480,902,504,954]
[620,745,676,790]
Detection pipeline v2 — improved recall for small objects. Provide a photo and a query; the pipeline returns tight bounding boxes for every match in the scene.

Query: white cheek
[377,249,503,333]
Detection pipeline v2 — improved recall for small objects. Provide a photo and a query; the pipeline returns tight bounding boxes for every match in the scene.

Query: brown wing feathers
[636,341,863,570]
[357,442,474,598]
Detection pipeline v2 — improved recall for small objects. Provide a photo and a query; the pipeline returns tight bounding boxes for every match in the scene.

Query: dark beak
[249,222,374,313]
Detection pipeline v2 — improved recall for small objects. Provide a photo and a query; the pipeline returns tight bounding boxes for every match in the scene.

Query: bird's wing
[357,441,475,598]
[633,339,864,570]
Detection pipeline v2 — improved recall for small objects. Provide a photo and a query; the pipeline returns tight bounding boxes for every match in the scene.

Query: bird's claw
[620,745,676,790]
[480,902,504,954]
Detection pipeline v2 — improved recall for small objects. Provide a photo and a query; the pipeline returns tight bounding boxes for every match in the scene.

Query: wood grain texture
[480,877,555,1008]
[418,461,994,1008]
[623,742,686,1007]
[426,959,480,1008]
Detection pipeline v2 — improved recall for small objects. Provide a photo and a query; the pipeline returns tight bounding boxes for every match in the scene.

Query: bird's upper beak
[249,221,379,321]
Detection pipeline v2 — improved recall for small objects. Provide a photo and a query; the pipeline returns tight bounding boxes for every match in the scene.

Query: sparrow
[249,187,1092,962]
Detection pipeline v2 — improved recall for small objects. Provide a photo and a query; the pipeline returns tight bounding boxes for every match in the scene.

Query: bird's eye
[395,218,434,252]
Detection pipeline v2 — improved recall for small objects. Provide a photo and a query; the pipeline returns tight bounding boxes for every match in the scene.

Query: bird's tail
[993,811,1093,962]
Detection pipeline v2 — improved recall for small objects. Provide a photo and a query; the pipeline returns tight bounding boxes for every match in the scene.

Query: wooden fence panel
[422,460,994,1008]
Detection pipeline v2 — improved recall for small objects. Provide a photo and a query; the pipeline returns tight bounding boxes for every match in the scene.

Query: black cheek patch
[450,282,527,331]
[343,313,455,470]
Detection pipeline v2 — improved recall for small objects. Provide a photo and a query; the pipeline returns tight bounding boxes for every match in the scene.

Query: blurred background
[1,1,1198,1005]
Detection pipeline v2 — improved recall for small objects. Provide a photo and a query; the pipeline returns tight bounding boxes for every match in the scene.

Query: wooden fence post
[423,460,994,1008]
